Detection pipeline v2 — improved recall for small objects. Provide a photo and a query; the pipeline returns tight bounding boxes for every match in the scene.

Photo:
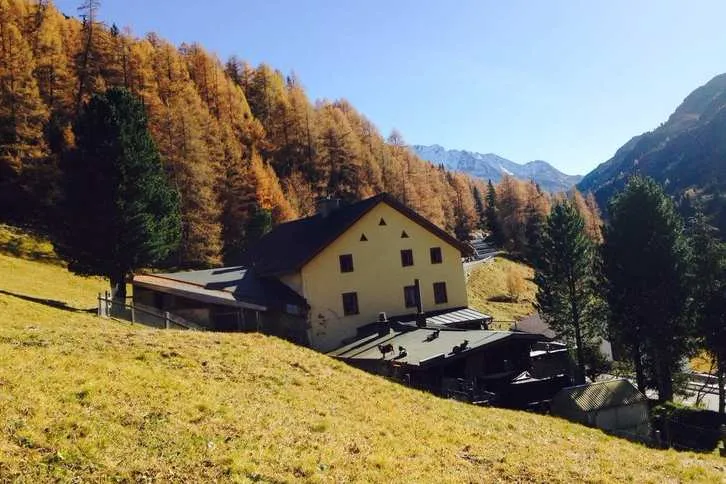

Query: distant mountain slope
[412,144,582,192]
[578,73,726,227]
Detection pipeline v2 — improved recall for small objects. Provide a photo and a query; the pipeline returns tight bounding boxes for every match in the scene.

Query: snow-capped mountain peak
[411,144,582,192]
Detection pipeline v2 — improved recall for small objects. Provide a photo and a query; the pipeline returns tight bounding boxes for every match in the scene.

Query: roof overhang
[133,274,267,311]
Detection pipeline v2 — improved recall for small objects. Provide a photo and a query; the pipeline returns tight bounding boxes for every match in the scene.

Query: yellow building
[133,193,486,352]
[247,194,475,351]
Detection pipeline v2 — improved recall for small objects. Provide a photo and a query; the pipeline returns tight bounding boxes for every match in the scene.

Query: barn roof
[514,313,557,340]
[245,193,473,276]
[554,379,647,413]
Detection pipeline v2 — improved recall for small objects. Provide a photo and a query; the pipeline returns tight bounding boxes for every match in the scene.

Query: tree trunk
[573,321,586,385]
[110,271,126,303]
[633,342,646,394]
[657,354,674,402]
[718,352,725,415]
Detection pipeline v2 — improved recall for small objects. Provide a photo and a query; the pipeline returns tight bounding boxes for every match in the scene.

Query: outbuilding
[551,378,650,437]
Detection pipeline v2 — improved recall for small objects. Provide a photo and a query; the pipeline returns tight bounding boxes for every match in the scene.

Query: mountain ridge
[412,144,582,192]
[578,73,726,228]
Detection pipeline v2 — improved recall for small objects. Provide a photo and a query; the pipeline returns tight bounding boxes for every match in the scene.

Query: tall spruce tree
[602,176,692,401]
[472,185,486,229]
[688,211,726,413]
[484,179,502,245]
[534,200,601,383]
[57,87,181,301]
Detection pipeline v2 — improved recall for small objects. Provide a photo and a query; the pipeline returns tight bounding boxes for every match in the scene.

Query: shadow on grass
[0,289,95,314]
[488,294,518,303]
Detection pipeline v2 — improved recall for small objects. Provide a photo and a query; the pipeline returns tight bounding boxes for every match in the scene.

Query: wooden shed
[551,379,650,437]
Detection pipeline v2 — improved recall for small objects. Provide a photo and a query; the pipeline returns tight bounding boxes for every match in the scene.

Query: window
[403,285,418,308]
[360,233,368,241]
[401,230,409,238]
[401,249,414,267]
[430,247,443,264]
[379,218,387,226]
[433,282,448,304]
[342,292,359,315]
[339,254,354,273]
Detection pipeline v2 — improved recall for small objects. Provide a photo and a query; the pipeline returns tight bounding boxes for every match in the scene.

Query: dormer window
[339,254,354,273]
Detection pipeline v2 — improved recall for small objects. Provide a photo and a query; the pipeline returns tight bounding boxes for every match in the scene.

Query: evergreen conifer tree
[602,176,692,401]
[534,200,601,383]
[687,211,726,413]
[472,185,486,229]
[484,179,501,245]
[56,87,181,301]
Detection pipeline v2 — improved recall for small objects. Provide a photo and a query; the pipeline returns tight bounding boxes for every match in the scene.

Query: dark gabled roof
[554,379,647,413]
[246,193,473,275]
[514,313,557,340]
[133,267,307,310]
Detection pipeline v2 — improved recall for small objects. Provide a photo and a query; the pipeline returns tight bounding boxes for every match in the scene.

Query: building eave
[133,275,268,311]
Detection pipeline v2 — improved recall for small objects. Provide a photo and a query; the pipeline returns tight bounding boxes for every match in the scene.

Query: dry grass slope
[467,257,537,328]
[0,224,59,264]
[0,252,724,482]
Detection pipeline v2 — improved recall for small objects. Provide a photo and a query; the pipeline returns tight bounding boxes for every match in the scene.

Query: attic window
[379,218,387,226]
[401,230,409,239]
[360,233,368,241]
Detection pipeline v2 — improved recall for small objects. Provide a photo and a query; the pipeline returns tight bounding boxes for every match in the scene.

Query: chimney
[316,196,341,218]
[378,312,390,336]
[414,279,426,327]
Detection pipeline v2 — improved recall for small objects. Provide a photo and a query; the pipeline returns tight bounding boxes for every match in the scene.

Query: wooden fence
[97,291,204,331]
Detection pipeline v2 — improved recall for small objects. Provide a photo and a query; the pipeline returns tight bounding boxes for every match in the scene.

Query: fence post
[164,311,170,329]
[97,292,102,317]
[130,303,135,324]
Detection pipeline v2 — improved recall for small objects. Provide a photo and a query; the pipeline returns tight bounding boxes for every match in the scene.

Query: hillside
[578,73,726,228]
[466,257,537,327]
[0,0,485,269]
[413,144,582,192]
[0,252,724,481]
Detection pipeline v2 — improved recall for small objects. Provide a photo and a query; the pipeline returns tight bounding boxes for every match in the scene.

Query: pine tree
[74,0,101,110]
[56,87,181,301]
[688,211,726,413]
[534,200,602,383]
[472,184,486,229]
[603,176,693,401]
[484,179,501,245]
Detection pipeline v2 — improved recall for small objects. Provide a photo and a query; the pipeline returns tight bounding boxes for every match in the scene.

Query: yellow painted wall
[300,202,468,351]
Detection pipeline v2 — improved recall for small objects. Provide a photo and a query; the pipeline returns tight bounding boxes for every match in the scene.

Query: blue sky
[55,0,726,175]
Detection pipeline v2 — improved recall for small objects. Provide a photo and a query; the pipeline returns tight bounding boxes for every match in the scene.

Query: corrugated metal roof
[557,379,647,412]
[426,307,491,326]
